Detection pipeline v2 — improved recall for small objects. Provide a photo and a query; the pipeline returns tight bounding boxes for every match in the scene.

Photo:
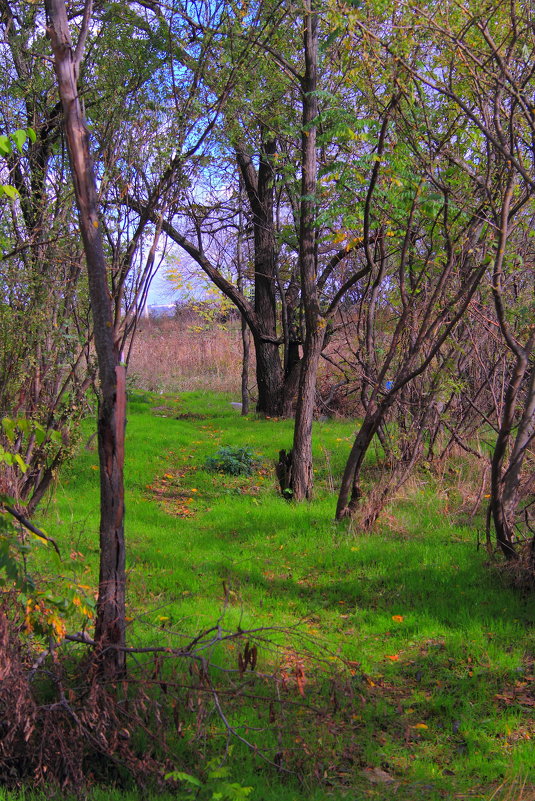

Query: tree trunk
[292,331,323,499]
[488,181,533,561]
[336,411,381,519]
[254,336,285,416]
[490,347,533,560]
[45,0,126,677]
[236,137,286,416]
[236,181,250,416]
[240,319,251,415]
[289,1,321,500]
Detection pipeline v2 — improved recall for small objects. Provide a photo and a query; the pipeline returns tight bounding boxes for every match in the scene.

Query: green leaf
[208,766,231,779]
[14,454,29,474]
[34,425,47,445]
[15,418,31,435]
[26,127,37,143]
[11,129,27,153]
[0,184,19,200]
[0,135,12,156]
[164,770,202,787]
[2,418,16,443]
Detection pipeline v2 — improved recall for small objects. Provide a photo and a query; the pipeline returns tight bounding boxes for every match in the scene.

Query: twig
[207,662,293,774]
[470,464,490,519]
[4,505,61,556]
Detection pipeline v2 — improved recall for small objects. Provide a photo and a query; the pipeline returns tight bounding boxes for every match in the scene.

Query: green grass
[18,390,535,800]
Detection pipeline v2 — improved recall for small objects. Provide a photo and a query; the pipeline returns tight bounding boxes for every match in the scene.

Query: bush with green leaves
[204,446,257,476]
[166,752,253,801]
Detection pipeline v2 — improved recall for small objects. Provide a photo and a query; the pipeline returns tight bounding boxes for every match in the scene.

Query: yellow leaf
[392,615,404,623]
[413,723,428,729]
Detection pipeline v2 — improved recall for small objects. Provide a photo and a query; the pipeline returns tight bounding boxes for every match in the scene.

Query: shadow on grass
[207,553,532,635]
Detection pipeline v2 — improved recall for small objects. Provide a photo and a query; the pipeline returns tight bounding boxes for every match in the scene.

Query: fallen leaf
[363,767,395,784]
[392,615,404,622]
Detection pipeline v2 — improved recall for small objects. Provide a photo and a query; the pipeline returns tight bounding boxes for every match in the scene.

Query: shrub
[204,446,257,476]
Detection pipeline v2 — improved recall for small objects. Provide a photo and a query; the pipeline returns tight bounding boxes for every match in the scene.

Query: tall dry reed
[127,314,249,394]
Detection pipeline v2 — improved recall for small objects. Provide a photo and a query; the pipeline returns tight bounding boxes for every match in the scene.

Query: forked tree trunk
[46,0,126,677]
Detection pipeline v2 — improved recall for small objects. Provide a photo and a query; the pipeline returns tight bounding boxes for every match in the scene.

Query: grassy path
[34,391,534,800]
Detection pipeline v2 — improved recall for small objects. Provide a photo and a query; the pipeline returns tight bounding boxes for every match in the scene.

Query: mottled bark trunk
[292,331,323,499]
[45,0,126,677]
[289,1,320,500]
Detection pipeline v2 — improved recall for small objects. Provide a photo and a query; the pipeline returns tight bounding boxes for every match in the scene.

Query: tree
[0,0,167,516]
[331,0,535,532]
[123,0,376,427]
[45,0,127,676]
[289,0,322,499]
[394,0,535,557]
[0,2,95,512]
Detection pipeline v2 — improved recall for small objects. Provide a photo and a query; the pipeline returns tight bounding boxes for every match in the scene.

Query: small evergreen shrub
[204,446,257,476]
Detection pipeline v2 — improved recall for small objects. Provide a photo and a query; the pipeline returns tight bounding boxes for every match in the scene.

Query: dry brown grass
[127,310,363,414]
[127,313,247,394]
[486,776,535,801]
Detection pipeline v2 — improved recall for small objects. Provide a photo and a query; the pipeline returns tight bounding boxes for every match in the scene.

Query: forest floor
[17,390,535,800]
